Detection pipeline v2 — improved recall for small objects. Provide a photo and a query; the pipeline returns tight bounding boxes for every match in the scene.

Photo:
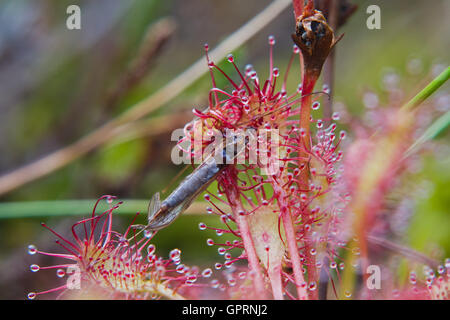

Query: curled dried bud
[291,9,337,77]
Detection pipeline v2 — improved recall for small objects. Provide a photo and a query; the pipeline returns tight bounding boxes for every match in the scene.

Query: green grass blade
[402,66,450,111]
[0,199,149,219]
[405,110,450,157]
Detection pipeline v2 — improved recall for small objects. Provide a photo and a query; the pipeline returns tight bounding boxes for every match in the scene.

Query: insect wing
[147,192,161,223]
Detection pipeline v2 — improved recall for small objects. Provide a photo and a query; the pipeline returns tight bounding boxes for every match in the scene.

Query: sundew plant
[0,0,448,301]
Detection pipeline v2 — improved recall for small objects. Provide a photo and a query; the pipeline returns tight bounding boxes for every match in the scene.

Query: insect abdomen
[163,157,224,209]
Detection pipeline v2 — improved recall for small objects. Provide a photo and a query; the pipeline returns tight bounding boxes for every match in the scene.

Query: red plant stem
[299,69,318,154]
[226,181,267,299]
[303,219,318,299]
[272,179,308,299]
[292,0,304,19]
[269,264,284,300]
[322,0,339,124]
[299,68,320,299]
[281,205,309,299]
[322,52,335,123]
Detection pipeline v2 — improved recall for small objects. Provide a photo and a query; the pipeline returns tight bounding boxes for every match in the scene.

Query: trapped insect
[132,132,252,236]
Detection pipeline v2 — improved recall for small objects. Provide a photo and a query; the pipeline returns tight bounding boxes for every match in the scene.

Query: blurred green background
[0,0,448,299]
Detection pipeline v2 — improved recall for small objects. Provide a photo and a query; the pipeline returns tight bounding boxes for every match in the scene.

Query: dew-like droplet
[237,210,247,218]
[268,35,276,45]
[27,292,37,300]
[198,222,207,231]
[409,271,417,285]
[344,291,352,298]
[144,230,153,238]
[245,64,253,73]
[202,268,212,278]
[273,67,279,77]
[218,247,226,255]
[206,239,214,246]
[211,279,220,288]
[312,101,320,110]
[204,194,210,201]
[406,58,423,75]
[220,215,229,224]
[227,54,234,63]
[185,280,194,286]
[329,133,336,141]
[56,269,65,278]
[363,92,379,109]
[147,244,156,255]
[308,282,317,291]
[28,245,37,255]
[332,112,340,121]
[170,249,181,261]
[330,261,337,269]
[30,264,40,272]
[437,265,445,274]
[215,263,222,270]
[176,264,185,274]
